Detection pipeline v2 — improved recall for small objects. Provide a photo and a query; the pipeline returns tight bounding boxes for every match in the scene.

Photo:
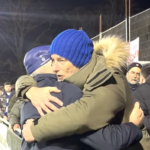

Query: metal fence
[0,120,21,150]
[91,8,150,61]
[91,20,127,42]
[130,9,150,61]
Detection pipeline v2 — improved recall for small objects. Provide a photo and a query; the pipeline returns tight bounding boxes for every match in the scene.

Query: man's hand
[26,87,63,116]
[13,124,21,131]
[22,119,35,142]
[129,102,144,127]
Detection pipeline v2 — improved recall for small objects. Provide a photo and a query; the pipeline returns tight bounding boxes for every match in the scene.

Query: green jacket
[8,93,17,113]
[15,36,147,149]
[9,100,23,128]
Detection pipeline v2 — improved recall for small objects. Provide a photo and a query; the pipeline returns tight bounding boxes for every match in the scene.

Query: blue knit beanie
[24,45,51,74]
[50,29,93,68]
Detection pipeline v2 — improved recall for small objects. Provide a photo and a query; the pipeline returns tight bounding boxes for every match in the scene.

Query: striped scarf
[4,92,10,117]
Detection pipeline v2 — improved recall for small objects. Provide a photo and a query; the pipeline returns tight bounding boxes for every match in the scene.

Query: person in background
[0,82,12,120]
[9,100,22,137]
[133,64,150,150]
[126,62,142,91]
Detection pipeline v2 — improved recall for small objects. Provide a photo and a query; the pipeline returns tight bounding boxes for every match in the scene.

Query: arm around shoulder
[31,87,125,142]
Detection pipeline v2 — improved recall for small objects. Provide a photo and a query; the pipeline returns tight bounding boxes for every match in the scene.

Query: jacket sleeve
[31,86,125,142]
[133,89,150,133]
[133,89,148,115]
[9,101,22,127]
[8,94,17,113]
[15,75,37,98]
[80,123,142,150]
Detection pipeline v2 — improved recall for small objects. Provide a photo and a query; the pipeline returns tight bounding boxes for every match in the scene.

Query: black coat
[133,76,150,135]
[21,74,142,150]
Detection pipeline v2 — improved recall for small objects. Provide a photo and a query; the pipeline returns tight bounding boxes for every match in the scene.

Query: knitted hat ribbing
[50,29,93,68]
[24,45,51,74]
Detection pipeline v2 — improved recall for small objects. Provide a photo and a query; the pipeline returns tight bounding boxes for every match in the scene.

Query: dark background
[0,0,149,84]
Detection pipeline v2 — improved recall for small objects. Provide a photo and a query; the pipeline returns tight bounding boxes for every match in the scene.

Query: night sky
[33,0,150,36]
[0,0,149,84]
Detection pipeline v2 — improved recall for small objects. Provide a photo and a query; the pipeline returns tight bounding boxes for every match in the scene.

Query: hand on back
[26,87,63,116]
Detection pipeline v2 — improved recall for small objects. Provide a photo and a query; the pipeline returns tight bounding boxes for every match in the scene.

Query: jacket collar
[65,52,114,91]
[34,74,57,82]
[65,52,97,89]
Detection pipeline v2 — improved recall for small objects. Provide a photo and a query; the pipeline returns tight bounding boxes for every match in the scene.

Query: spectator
[126,62,142,91]
[0,82,12,120]
[16,30,144,149]
[133,64,150,149]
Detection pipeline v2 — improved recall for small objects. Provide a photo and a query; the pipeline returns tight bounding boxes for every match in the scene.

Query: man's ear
[142,77,146,84]
[140,75,145,84]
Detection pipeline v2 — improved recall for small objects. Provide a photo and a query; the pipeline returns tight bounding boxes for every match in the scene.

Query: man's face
[4,84,11,92]
[126,67,141,84]
[51,54,79,81]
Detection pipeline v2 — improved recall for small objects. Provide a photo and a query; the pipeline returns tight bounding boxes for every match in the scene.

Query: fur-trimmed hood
[93,36,129,72]
[66,36,129,89]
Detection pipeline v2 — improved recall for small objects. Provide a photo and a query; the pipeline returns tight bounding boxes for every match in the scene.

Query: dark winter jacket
[133,76,150,134]
[133,76,150,150]
[21,74,142,150]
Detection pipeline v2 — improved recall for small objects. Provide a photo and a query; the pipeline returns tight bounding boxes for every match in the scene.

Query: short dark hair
[141,64,150,79]
[4,82,11,86]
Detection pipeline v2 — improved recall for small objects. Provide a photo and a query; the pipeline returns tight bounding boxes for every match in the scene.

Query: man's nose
[133,73,137,78]
[52,62,60,72]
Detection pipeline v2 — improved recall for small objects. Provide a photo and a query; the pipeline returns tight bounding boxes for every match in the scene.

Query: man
[22,45,93,150]
[133,64,150,137]
[0,82,12,120]
[16,30,144,149]
[126,62,142,91]
[20,45,142,150]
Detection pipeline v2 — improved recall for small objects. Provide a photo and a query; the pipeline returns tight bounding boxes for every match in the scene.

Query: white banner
[127,37,139,65]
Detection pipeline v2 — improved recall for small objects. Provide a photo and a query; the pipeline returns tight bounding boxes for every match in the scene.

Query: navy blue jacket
[21,74,142,150]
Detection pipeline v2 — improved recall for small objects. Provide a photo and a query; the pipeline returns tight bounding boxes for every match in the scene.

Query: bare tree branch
[0,0,54,77]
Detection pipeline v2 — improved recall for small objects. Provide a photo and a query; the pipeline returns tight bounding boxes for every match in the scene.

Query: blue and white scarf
[4,91,10,117]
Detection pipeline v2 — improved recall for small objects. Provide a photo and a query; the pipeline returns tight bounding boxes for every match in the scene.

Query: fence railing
[91,8,150,61]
